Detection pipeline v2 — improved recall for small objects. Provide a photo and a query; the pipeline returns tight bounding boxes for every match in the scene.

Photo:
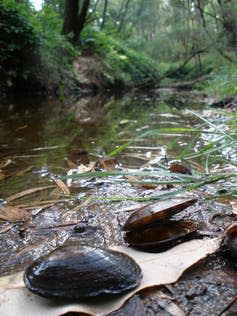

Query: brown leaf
[0,169,4,181]
[66,159,78,169]
[0,205,30,222]
[6,185,56,203]
[0,238,221,316]
[78,162,95,173]
[66,162,95,187]
[230,201,237,215]
[169,163,191,175]
[95,157,119,171]
[0,159,12,169]
[155,291,185,316]
[15,125,28,132]
[53,179,70,195]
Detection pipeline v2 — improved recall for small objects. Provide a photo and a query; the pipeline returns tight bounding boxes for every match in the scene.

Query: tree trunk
[62,0,90,43]
[117,0,130,33]
[101,0,108,30]
[217,0,237,54]
[77,0,90,38]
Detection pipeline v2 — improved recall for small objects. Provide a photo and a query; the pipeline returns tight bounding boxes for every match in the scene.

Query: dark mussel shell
[24,245,142,299]
[124,220,199,250]
[124,198,197,230]
[222,223,237,258]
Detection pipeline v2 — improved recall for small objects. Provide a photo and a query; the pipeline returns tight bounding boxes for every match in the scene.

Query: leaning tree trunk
[62,0,90,44]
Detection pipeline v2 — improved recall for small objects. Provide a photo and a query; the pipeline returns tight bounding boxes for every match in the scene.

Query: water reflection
[0,92,203,197]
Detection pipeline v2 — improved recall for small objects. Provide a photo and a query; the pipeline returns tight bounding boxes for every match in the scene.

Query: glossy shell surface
[223,223,237,258]
[124,220,199,249]
[124,198,197,230]
[24,244,142,299]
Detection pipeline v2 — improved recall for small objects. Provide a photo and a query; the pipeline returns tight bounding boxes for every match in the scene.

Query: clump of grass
[61,110,237,202]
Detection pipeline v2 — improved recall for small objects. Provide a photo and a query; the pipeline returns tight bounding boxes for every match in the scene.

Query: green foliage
[0,0,77,95]
[80,28,160,86]
[33,5,77,90]
[202,64,237,98]
[0,2,40,88]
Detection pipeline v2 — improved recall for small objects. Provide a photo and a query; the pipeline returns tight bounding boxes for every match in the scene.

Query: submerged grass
[61,109,237,202]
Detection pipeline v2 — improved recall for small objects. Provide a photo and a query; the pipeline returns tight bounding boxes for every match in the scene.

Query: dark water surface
[0,91,204,196]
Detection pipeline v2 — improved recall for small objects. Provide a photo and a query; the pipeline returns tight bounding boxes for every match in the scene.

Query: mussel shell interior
[24,245,142,299]
[124,220,199,250]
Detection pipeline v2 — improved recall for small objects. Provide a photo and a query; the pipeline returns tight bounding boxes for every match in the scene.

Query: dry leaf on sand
[230,201,237,215]
[0,205,30,222]
[53,178,70,195]
[6,185,55,203]
[0,238,221,316]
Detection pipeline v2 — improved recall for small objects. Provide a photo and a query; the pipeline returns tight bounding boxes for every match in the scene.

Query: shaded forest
[1,0,237,97]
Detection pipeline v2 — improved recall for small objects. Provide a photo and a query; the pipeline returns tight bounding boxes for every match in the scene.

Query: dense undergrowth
[0,1,76,96]
[201,65,237,98]
[1,0,237,98]
[79,28,161,88]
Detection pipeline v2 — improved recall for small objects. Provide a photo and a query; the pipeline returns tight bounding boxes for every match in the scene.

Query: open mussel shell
[124,198,197,231]
[24,245,142,299]
[124,220,199,250]
[222,223,237,258]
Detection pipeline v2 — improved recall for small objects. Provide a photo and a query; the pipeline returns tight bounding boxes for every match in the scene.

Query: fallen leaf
[66,159,78,169]
[53,178,70,195]
[6,185,56,203]
[0,170,4,181]
[156,293,185,316]
[0,205,30,222]
[0,238,221,316]
[169,163,191,175]
[14,199,71,210]
[95,157,119,171]
[0,159,12,169]
[230,201,237,215]
[0,272,24,289]
[15,125,28,132]
[67,162,95,187]
[77,162,95,173]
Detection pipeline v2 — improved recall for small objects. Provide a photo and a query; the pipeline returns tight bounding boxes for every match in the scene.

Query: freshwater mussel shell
[24,244,142,299]
[123,198,197,231]
[222,223,237,258]
[124,220,199,250]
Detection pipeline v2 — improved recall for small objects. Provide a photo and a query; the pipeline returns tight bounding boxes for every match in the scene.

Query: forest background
[1,0,237,98]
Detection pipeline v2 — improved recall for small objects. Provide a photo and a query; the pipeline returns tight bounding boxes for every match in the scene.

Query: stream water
[0,91,237,315]
[0,91,206,196]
